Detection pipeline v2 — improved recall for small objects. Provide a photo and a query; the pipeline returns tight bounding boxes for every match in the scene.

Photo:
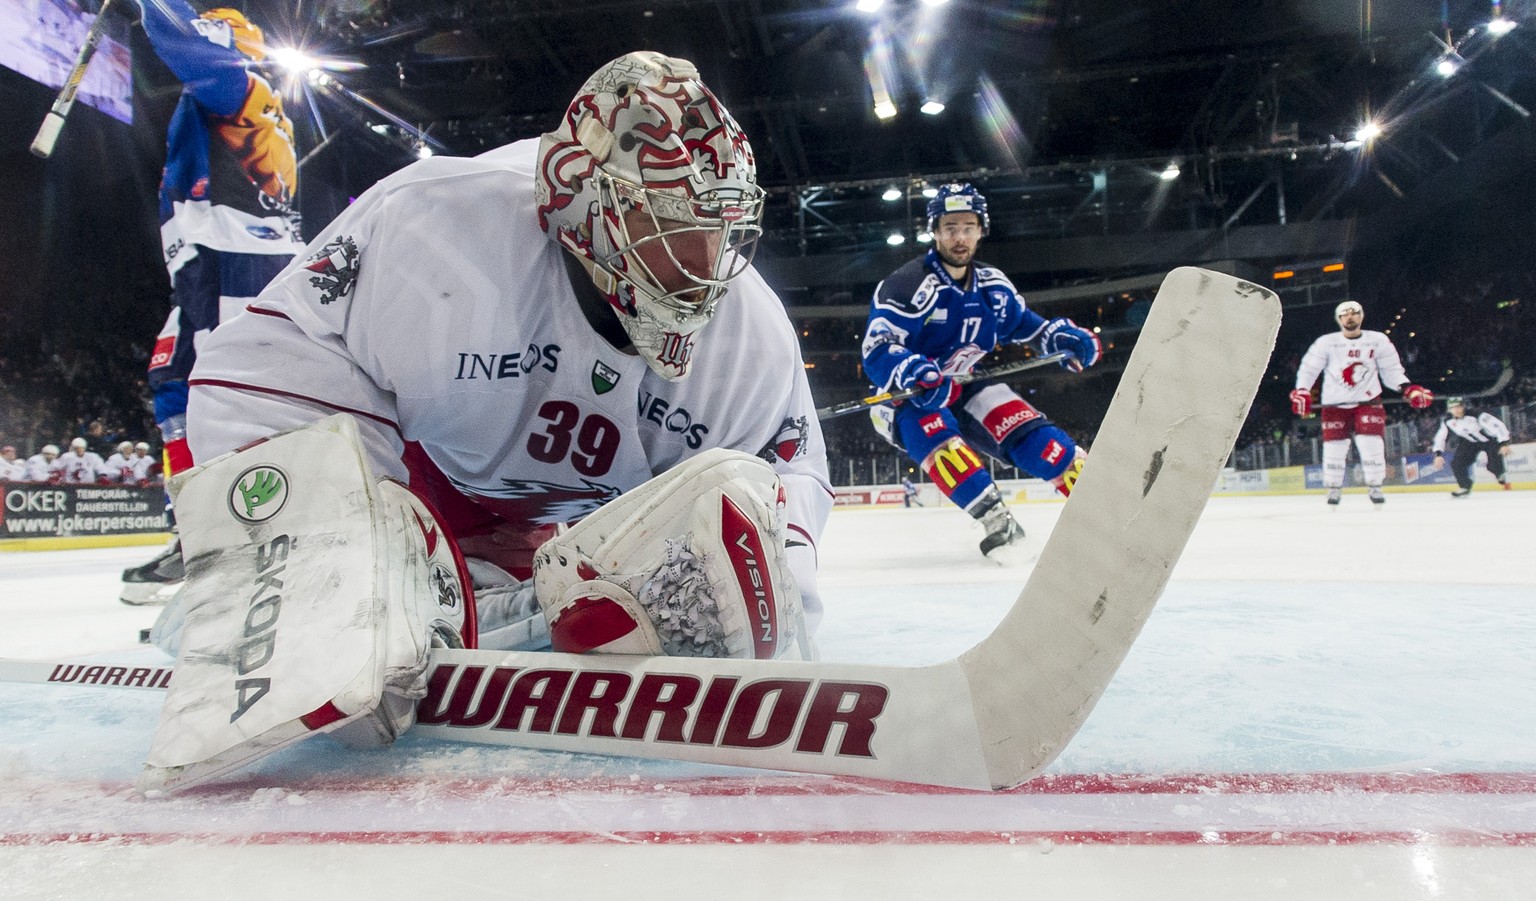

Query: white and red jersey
[23,455,54,482]
[50,451,107,485]
[185,138,832,608]
[0,458,24,481]
[1294,329,1410,407]
[103,453,136,484]
[129,452,159,485]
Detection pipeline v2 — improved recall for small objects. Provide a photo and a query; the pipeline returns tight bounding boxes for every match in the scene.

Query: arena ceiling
[254,0,1534,256]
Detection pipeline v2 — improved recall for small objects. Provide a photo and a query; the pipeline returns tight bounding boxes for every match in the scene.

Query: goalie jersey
[184,139,832,594]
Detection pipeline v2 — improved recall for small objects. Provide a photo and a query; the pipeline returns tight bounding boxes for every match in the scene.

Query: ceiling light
[268,46,318,74]
[1488,17,1517,35]
[921,186,938,198]
[1435,56,1460,77]
[416,143,434,159]
[856,0,885,12]
[886,232,906,246]
[1159,162,1180,181]
[873,99,898,120]
[920,100,945,115]
[881,186,902,201]
[917,232,932,243]
[1354,121,1382,143]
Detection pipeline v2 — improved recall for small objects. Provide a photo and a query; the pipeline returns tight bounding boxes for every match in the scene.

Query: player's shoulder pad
[974,264,1017,291]
[873,258,943,318]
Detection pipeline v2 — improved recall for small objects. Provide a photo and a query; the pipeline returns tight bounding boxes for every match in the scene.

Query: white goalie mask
[536,52,764,380]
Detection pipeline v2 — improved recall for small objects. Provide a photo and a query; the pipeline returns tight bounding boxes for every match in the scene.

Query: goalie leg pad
[533,448,814,661]
[136,413,474,793]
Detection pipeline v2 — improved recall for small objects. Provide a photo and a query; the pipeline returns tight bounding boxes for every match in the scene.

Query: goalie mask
[536,52,764,380]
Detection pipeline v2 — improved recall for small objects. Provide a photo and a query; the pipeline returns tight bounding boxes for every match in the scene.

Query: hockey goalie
[137,51,832,793]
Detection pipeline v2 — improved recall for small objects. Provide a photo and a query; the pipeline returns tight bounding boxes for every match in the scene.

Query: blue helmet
[926,183,989,235]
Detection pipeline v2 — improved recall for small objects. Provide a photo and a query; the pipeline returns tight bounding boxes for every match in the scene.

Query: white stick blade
[963,267,1280,787]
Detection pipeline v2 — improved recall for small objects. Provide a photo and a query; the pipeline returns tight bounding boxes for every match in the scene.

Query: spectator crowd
[1,333,161,486]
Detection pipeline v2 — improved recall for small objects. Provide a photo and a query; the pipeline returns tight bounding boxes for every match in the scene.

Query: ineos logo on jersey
[229,465,289,523]
[638,393,710,449]
[454,344,561,381]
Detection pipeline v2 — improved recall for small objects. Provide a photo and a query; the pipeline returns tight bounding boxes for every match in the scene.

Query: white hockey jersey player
[24,446,59,482]
[49,439,106,485]
[104,443,136,484]
[145,53,832,795]
[1294,329,1410,406]
[0,447,23,481]
[129,444,158,485]
[189,139,829,597]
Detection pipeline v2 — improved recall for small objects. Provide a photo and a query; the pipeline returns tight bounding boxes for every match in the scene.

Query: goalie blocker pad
[534,448,815,661]
[137,414,474,795]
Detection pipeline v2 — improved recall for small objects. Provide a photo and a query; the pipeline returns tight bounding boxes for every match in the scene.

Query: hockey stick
[1318,363,1514,409]
[0,268,1279,792]
[815,351,1071,420]
[30,0,119,159]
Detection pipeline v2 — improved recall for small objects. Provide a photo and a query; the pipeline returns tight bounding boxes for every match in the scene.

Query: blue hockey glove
[1040,318,1102,371]
[899,358,960,412]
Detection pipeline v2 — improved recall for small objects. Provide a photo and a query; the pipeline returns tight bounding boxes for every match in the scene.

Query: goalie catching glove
[534,448,815,661]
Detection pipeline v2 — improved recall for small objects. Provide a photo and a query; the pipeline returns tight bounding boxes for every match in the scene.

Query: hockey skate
[119,537,185,606]
[977,499,1024,556]
[1367,487,1385,505]
[1451,488,1471,498]
[1326,488,1342,506]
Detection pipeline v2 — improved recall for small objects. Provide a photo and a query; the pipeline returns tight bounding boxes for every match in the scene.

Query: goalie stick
[815,351,1070,420]
[0,268,1280,791]
[30,0,119,159]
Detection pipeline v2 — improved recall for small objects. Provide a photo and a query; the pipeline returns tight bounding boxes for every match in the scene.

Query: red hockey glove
[1402,384,1434,409]
[1289,388,1313,416]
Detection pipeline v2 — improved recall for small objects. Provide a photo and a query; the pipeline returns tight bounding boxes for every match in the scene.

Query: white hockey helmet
[1335,300,1363,320]
[135,441,151,452]
[117,441,133,455]
[42,444,60,458]
[536,51,764,380]
[69,437,87,451]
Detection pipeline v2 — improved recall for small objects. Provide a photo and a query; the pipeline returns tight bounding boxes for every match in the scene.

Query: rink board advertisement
[1,484,169,539]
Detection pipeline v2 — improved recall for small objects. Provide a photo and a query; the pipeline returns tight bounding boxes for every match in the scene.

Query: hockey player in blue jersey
[860,184,1101,555]
[121,0,303,603]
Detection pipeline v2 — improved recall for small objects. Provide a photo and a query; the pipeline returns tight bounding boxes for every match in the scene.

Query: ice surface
[2,492,1534,899]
